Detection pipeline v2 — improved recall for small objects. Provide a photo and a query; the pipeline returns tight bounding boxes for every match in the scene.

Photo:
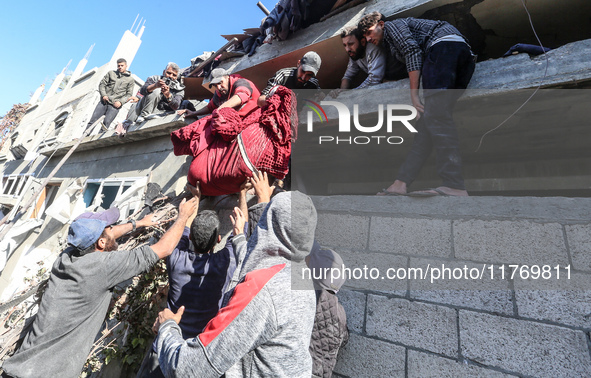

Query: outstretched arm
[251,171,275,204]
[151,197,199,259]
[218,94,243,110]
[110,213,160,240]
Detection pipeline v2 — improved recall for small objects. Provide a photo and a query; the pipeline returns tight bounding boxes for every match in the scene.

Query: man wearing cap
[2,197,199,378]
[178,68,260,119]
[257,51,322,107]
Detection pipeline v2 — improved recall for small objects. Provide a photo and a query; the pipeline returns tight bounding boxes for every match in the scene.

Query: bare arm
[218,94,243,110]
[408,70,424,115]
[184,182,201,227]
[238,180,251,226]
[230,207,246,237]
[178,106,211,118]
[257,95,267,107]
[151,197,199,259]
[109,213,160,240]
[251,171,274,204]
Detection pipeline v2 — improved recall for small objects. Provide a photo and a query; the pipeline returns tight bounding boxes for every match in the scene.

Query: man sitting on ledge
[116,63,185,136]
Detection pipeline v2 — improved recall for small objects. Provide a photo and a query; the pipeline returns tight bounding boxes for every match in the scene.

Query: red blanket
[171,86,297,196]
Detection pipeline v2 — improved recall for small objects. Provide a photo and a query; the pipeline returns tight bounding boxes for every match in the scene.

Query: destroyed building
[1,0,591,376]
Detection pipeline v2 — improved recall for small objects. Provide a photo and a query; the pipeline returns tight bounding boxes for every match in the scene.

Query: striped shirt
[261,67,320,96]
[382,17,467,72]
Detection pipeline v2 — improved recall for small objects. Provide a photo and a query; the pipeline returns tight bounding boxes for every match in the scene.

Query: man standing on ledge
[87,58,136,130]
[360,13,475,197]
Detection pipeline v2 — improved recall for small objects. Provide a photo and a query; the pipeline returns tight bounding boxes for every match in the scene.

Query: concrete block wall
[310,195,591,377]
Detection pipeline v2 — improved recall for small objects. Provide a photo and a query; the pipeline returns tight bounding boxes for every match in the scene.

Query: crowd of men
[2,10,476,378]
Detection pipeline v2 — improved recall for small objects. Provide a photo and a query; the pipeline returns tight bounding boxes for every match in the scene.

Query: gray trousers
[127,89,163,122]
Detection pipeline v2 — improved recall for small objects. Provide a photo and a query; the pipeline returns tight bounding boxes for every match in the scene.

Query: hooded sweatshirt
[156,191,317,378]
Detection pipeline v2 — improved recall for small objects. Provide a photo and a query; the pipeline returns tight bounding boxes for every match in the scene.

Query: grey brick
[370,217,452,257]
[334,333,405,378]
[566,224,591,271]
[408,350,515,378]
[366,295,458,357]
[515,271,591,328]
[411,290,513,315]
[409,258,513,314]
[339,250,407,295]
[337,289,365,333]
[460,311,591,377]
[454,220,568,265]
[315,213,369,250]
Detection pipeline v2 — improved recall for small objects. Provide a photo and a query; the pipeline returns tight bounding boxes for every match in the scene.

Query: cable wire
[475,0,549,152]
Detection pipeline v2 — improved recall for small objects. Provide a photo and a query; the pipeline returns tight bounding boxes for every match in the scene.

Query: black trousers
[396,41,475,190]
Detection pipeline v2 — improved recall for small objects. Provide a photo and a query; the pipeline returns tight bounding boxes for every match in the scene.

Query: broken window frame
[81,177,147,221]
[30,182,62,220]
[1,174,33,198]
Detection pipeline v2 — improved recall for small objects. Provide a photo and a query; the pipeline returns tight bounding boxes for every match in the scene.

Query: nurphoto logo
[304,99,418,145]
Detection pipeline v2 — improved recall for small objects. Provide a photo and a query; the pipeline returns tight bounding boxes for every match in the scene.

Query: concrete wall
[310,195,591,377]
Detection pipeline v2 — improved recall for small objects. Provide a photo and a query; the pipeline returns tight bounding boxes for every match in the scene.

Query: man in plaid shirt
[359,13,475,197]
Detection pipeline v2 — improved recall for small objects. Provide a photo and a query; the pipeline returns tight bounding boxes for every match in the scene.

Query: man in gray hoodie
[153,191,318,377]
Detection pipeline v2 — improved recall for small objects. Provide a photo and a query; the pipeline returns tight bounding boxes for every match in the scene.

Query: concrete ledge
[310,195,591,222]
[302,37,591,122]
[39,115,186,157]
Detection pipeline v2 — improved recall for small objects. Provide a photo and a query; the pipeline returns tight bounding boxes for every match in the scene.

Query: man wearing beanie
[154,191,318,377]
[2,197,198,378]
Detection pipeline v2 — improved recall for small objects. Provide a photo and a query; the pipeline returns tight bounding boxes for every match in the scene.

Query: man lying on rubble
[257,51,322,107]
[116,62,185,135]
[152,191,318,377]
[2,197,198,378]
[359,12,475,197]
[178,68,260,119]
[329,26,406,98]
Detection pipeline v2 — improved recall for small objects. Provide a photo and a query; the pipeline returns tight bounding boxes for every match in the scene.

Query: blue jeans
[396,41,475,190]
